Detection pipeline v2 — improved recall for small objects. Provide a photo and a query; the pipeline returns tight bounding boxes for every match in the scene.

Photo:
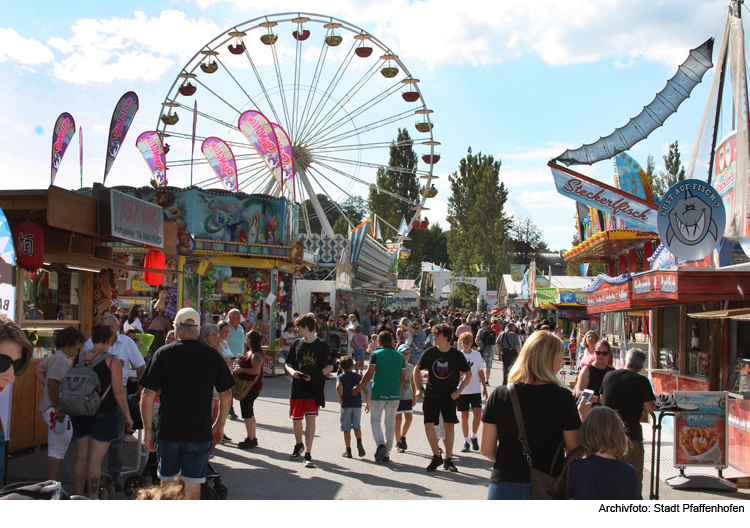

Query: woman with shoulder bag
[71,324,134,499]
[480,330,591,500]
[573,339,615,406]
[234,330,264,449]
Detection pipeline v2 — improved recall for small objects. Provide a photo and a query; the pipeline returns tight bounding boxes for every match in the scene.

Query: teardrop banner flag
[271,123,296,199]
[135,131,167,187]
[201,137,238,192]
[51,112,76,185]
[104,91,139,184]
[238,110,284,191]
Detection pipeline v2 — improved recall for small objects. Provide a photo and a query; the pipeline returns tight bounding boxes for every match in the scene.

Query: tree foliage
[510,217,549,264]
[368,128,424,278]
[446,147,512,290]
[647,141,686,200]
[422,223,450,268]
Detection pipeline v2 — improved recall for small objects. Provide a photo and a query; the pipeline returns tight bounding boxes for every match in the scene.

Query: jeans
[501,350,519,385]
[106,407,126,476]
[487,482,533,500]
[370,400,399,456]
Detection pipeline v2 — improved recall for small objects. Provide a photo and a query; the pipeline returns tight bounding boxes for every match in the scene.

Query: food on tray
[678,427,718,456]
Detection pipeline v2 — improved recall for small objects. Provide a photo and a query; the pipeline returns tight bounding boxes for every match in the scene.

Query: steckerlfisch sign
[549,162,658,232]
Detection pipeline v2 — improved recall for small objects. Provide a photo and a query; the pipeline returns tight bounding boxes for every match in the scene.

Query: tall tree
[340,195,368,226]
[422,223,450,269]
[298,194,341,235]
[446,147,512,290]
[510,217,548,264]
[646,141,686,200]
[368,128,424,278]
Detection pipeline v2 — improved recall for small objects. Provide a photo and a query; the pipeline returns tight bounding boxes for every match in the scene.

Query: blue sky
[0,0,735,251]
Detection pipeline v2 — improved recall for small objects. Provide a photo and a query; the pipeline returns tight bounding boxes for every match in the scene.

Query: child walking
[336,356,370,458]
[349,325,369,375]
[566,406,642,500]
[395,344,418,453]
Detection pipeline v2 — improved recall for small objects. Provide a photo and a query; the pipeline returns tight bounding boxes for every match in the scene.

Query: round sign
[657,179,725,261]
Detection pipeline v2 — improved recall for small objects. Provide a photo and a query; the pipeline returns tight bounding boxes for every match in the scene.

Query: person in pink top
[578,330,611,368]
[455,318,471,344]
[350,325,369,374]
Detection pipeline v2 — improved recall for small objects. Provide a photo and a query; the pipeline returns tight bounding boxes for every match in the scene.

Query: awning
[687,307,750,320]
[46,252,181,275]
[564,229,658,263]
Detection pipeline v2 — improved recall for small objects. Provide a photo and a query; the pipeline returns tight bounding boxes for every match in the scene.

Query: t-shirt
[38,351,73,412]
[471,320,481,336]
[123,319,143,333]
[477,327,496,353]
[566,455,642,500]
[481,383,581,483]
[346,322,357,343]
[496,330,522,352]
[350,333,368,350]
[600,369,655,441]
[286,338,330,400]
[491,323,503,335]
[140,339,234,443]
[225,324,246,358]
[455,324,471,339]
[337,371,362,408]
[360,315,373,338]
[461,350,484,395]
[400,364,414,400]
[369,346,406,401]
[416,346,470,399]
[282,331,296,352]
[316,323,330,341]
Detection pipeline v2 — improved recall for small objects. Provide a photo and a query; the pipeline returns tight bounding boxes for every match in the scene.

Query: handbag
[232,357,262,400]
[507,383,585,500]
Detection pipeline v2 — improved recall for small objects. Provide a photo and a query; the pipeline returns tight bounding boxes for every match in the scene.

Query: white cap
[174,307,200,327]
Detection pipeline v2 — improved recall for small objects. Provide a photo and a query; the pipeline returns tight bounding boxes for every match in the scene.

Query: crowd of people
[0,301,657,501]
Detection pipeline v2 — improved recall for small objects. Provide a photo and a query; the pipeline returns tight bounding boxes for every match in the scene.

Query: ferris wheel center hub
[292,144,313,172]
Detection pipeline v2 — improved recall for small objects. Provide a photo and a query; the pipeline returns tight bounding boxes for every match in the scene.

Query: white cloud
[0,28,54,65]
[47,10,221,84]
[192,0,726,68]
[514,189,576,210]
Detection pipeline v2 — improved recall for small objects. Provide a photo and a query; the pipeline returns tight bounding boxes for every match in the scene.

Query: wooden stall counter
[8,358,47,452]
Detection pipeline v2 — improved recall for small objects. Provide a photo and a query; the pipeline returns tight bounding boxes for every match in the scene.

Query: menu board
[674,391,728,468]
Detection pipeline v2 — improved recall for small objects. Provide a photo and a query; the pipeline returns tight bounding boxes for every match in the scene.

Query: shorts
[157,439,212,484]
[396,398,413,414]
[339,407,362,432]
[240,392,259,419]
[71,411,120,443]
[422,395,459,425]
[353,347,365,362]
[289,398,318,421]
[457,393,482,412]
[42,407,73,460]
[482,346,495,364]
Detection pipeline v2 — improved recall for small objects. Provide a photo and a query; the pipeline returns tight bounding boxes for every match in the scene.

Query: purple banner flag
[135,131,167,187]
[271,123,296,200]
[104,91,139,183]
[238,110,285,192]
[51,112,76,184]
[202,137,238,192]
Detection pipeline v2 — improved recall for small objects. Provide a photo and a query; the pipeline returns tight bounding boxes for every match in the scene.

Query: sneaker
[303,453,316,468]
[460,441,471,453]
[395,441,405,453]
[290,443,304,459]
[471,437,480,451]
[400,437,407,450]
[374,444,387,462]
[342,448,353,458]
[229,410,239,421]
[221,434,232,444]
[426,455,443,472]
[443,458,458,472]
[382,456,390,463]
[357,442,366,457]
[123,433,138,444]
[238,438,257,449]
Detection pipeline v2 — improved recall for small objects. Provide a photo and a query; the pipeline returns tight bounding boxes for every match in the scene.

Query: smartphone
[580,389,595,405]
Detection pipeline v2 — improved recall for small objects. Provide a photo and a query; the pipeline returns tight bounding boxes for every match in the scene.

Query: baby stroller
[123,397,228,500]
[327,331,342,374]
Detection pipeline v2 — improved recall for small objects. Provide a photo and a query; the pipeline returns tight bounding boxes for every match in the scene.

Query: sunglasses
[595,350,610,356]
[0,354,24,376]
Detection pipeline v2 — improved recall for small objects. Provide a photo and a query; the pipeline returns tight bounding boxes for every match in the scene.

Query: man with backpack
[475,320,497,385]
[495,322,522,386]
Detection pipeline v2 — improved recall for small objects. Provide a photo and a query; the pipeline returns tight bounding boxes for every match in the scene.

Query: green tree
[340,195,368,225]
[298,194,341,235]
[646,141,686,200]
[422,223,451,268]
[511,217,548,264]
[332,215,350,237]
[446,147,512,290]
[368,128,423,278]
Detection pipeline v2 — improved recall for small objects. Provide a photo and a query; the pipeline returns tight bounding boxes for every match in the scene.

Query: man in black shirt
[600,348,655,490]
[415,323,471,473]
[140,308,234,500]
[285,313,333,468]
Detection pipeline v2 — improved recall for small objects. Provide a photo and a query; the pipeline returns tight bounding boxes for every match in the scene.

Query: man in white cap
[140,308,235,500]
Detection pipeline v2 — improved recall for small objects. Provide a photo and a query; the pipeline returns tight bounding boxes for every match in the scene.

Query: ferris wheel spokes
[193,77,244,115]
[308,108,416,150]
[312,160,419,207]
[240,45,284,129]
[297,166,334,234]
[294,31,335,144]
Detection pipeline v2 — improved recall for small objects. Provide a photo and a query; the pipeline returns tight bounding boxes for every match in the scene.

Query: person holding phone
[574,339,615,405]
[284,314,333,468]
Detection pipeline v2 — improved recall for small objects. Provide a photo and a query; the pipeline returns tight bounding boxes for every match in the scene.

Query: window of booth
[685,304,709,377]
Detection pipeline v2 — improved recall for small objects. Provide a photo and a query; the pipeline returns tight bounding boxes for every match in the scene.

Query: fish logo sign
[433,359,450,379]
[657,179,725,262]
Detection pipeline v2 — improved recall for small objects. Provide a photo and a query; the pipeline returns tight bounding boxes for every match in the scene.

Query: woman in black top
[480,330,590,500]
[71,324,133,499]
[574,339,615,405]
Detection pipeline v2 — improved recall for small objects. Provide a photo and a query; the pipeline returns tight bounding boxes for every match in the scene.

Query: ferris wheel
[156,12,439,243]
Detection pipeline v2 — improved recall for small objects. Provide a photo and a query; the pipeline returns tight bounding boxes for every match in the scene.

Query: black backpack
[482,328,497,348]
